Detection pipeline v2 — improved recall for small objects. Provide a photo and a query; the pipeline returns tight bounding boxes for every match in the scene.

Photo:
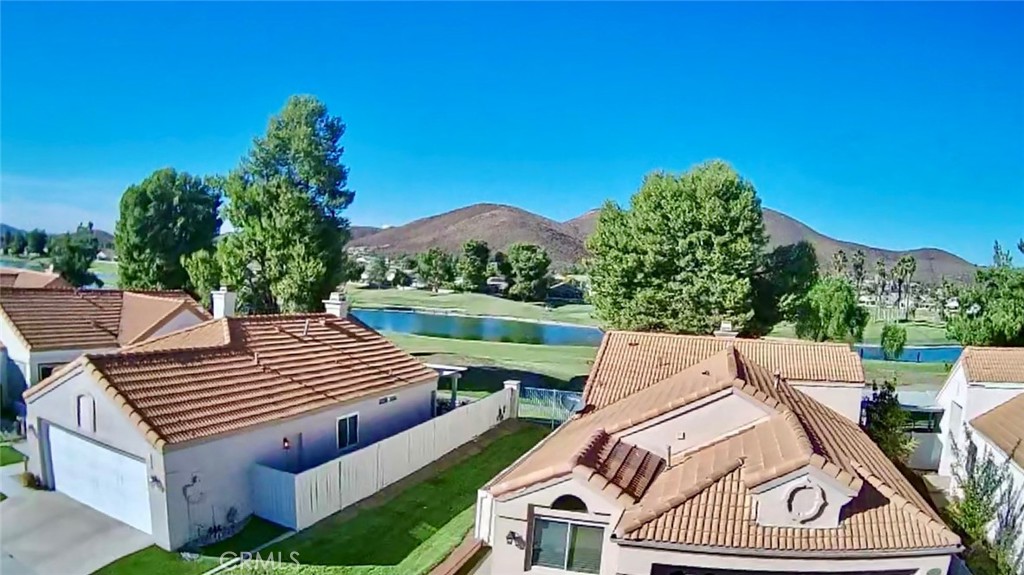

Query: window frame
[37,363,64,382]
[529,513,604,574]
[904,408,943,433]
[378,395,398,405]
[336,413,359,451]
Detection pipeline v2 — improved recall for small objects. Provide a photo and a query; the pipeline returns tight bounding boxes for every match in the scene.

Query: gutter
[613,538,964,559]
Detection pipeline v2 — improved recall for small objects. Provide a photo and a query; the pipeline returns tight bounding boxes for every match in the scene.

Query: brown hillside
[350,226,382,241]
[561,207,976,283]
[350,204,588,265]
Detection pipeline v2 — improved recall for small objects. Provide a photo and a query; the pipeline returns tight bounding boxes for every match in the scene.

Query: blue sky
[1,2,1021,265]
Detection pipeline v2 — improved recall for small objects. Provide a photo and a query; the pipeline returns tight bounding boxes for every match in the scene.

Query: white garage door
[49,426,152,534]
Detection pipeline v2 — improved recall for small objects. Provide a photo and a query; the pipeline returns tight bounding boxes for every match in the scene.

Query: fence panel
[336,445,379,512]
[294,458,343,531]
[519,387,581,425]
[250,464,297,529]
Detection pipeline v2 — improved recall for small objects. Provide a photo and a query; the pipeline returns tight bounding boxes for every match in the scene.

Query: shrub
[863,378,915,463]
[19,472,41,489]
[880,323,907,361]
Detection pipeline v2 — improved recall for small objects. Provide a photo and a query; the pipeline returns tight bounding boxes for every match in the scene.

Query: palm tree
[893,255,916,320]
[851,250,866,297]
[875,258,887,320]
[832,250,848,277]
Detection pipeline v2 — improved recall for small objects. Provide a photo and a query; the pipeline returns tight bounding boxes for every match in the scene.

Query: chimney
[323,291,350,318]
[212,287,237,319]
[714,320,738,339]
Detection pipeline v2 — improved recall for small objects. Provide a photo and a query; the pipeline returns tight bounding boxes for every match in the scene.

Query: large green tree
[794,276,869,342]
[587,161,786,334]
[748,241,820,335]
[182,249,222,309]
[219,95,353,313]
[506,243,551,301]
[25,229,48,255]
[116,168,222,290]
[9,233,27,256]
[947,241,1024,346]
[457,240,490,292]
[418,248,455,291]
[50,223,102,287]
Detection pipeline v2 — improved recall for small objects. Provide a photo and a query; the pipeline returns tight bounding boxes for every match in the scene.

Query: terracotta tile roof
[0,267,72,289]
[971,393,1024,468]
[583,331,865,409]
[961,347,1024,383]
[25,314,437,449]
[0,288,210,351]
[487,340,958,554]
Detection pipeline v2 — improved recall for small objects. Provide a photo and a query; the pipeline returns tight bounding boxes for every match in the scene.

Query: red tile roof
[0,267,71,289]
[961,346,1024,383]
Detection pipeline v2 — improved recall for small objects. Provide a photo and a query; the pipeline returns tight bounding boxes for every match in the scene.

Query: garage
[48,426,152,534]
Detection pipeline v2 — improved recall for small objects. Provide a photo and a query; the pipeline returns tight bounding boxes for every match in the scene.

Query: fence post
[504,380,520,420]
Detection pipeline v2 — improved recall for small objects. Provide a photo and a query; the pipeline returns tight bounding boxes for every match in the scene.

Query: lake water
[352,308,964,363]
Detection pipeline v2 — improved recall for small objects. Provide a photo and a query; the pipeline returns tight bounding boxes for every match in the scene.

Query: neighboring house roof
[0,288,210,351]
[25,314,437,449]
[0,267,72,289]
[487,345,958,555]
[971,393,1024,468]
[960,346,1024,383]
[583,331,865,409]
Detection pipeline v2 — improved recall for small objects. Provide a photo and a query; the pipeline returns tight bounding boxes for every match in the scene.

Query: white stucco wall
[751,469,853,529]
[791,381,864,423]
[148,309,205,339]
[161,377,437,549]
[617,391,768,459]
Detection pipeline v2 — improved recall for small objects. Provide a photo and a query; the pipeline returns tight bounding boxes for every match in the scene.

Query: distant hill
[0,223,115,250]
[561,207,976,283]
[349,203,588,266]
[350,226,382,241]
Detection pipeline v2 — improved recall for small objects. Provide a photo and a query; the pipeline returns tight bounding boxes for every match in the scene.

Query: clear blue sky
[2,2,1021,265]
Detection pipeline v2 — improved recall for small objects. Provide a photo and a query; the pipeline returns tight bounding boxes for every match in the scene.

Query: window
[531,517,602,574]
[378,395,398,405]
[337,414,359,450]
[38,363,64,382]
[905,410,942,433]
[551,495,588,513]
[76,395,95,432]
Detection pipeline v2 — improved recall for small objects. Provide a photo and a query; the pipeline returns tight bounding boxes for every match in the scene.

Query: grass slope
[0,445,26,466]
[348,287,599,327]
[770,318,956,346]
[862,359,951,388]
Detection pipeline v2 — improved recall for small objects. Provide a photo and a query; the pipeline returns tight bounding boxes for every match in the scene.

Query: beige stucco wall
[790,381,864,423]
[617,391,767,459]
[751,469,852,529]
[161,377,437,549]
[148,309,205,340]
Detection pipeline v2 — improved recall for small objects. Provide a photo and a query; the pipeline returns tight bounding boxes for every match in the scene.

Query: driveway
[1,469,152,575]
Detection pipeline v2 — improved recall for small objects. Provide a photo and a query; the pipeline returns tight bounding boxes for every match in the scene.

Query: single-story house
[23,292,440,551]
[936,346,1024,559]
[0,287,210,407]
[474,337,961,575]
[0,266,72,289]
[586,330,866,423]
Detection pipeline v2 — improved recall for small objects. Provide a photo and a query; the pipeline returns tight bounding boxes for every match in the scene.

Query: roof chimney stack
[323,291,350,318]
[714,320,738,339]
[212,287,237,319]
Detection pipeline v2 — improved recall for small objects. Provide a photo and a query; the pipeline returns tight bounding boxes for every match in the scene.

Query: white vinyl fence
[252,387,515,531]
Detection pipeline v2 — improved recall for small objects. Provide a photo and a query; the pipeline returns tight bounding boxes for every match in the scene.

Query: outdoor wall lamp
[506,530,524,549]
[282,437,291,451]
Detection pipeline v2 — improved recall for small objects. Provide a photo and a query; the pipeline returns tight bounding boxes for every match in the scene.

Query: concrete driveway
[1,471,152,575]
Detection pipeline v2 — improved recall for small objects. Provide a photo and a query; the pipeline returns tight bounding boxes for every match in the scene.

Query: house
[474,337,961,575]
[22,292,440,551]
[936,347,1024,558]
[0,266,72,289]
[585,330,867,422]
[0,287,210,407]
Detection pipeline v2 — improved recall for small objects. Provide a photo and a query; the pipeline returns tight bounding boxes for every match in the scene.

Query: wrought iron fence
[519,387,582,427]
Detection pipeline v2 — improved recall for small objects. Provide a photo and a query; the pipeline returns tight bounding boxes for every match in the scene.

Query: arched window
[551,494,588,513]
[76,395,95,432]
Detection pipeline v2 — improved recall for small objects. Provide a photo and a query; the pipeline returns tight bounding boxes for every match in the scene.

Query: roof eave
[612,537,964,559]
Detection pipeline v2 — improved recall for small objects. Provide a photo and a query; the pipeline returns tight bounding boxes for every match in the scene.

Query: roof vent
[253,351,260,365]
[774,369,782,388]
[302,319,310,337]
[714,321,739,339]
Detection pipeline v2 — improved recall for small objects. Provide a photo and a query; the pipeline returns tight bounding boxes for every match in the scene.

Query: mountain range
[350,203,977,283]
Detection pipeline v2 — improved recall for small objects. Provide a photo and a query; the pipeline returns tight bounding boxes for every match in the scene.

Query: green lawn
[253,423,549,575]
[383,332,597,390]
[862,359,952,388]
[348,286,599,327]
[93,517,287,575]
[0,445,26,466]
[770,318,955,346]
[0,255,119,287]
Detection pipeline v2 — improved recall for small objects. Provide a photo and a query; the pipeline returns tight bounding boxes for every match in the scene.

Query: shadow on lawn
[266,424,547,568]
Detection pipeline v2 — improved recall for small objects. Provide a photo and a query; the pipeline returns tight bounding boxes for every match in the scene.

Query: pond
[352,308,965,364]
[350,308,604,346]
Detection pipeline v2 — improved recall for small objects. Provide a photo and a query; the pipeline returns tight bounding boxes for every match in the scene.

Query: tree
[182,249,222,308]
[0,230,12,252]
[418,248,455,291]
[948,241,1024,346]
[748,241,819,335]
[893,254,916,317]
[391,268,412,287]
[851,249,866,296]
[49,223,102,287]
[948,428,1011,543]
[25,229,48,255]
[219,95,353,313]
[794,276,869,342]
[9,233,27,256]
[490,250,512,278]
[506,243,551,301]
[116,168,222,291]
[366,257,388,287]
[832,249,848,277]
[863,378,915,463]
[587,161,771,333]
[457,240,490,292]
[880,323,907,361]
